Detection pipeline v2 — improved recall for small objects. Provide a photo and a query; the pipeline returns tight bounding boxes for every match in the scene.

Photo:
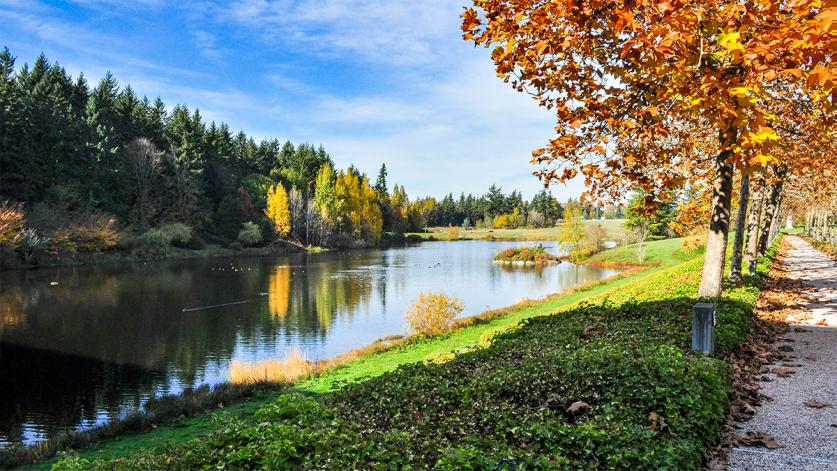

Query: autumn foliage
[265,184,291,238]
[463,0,833,295]
[405,291,465,337]
[0,200,25,249]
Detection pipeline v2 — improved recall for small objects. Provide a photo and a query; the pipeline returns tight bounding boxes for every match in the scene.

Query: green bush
[228,241,242,251]
[160,223,192,247]
[134,228,171,258]
[237,222,263,247]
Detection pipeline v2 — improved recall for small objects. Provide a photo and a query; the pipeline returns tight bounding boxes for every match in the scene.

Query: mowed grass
[410,219,628,241]
[585,237,702,268]
[24,237,689,469]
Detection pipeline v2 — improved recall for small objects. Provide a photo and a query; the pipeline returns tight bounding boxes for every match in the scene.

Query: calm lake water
[0,240,618,446]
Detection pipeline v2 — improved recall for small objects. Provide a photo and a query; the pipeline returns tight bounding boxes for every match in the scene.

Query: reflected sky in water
[0,240,618,445]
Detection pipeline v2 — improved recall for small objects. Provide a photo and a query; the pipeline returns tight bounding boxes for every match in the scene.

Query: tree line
[0,49,627,266]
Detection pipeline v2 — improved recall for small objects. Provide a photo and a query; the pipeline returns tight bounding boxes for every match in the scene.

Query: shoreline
[5,260,647,469]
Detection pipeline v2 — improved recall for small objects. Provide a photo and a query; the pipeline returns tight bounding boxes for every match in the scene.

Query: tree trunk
[757,174,784,256]
[698,130,736,298]
[768,196,783,244]
[745,181,764,275]
[729,174,750,281]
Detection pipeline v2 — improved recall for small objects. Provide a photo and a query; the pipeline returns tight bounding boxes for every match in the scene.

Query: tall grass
[229,349,313,384]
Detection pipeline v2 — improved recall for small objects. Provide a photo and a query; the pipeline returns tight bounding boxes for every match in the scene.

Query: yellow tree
[265,184,291,238]
[463,1,833,297]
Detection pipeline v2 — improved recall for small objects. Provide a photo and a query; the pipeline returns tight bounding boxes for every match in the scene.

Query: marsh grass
[229,349,314,384]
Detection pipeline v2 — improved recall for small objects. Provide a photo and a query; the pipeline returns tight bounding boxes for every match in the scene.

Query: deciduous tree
[463,0,833,296]
[266,183,291,238]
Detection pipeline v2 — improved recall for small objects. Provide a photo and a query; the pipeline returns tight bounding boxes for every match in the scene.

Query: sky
[0,0,588,200]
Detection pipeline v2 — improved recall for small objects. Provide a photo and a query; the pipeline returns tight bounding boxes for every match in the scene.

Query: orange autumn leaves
[461,0,834,201]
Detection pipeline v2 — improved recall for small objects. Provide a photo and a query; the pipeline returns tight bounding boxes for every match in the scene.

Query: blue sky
[0,0,588,200]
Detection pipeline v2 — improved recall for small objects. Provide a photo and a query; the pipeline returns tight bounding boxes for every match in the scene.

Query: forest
[0,49,630,267]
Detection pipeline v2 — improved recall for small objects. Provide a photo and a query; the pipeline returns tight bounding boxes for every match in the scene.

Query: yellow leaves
[265,184,291,238]
[755,154,778,165]
[717,30,745,52]
[729,86,752,97]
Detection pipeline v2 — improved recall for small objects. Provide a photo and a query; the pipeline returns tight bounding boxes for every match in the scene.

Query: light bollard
[691,302,716,353]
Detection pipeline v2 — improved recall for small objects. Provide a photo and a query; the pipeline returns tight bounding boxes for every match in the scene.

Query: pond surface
[0,240,618,446]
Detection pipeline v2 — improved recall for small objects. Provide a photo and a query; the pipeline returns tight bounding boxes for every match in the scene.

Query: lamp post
[692,302,716,353]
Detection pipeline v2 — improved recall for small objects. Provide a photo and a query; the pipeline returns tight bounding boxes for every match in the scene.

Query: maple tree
[463,0,833,296]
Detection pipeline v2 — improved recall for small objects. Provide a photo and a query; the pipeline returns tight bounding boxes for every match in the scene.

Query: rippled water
[0,240,618,445]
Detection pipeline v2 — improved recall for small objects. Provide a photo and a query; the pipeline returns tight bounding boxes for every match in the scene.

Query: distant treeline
[0,49,624,261]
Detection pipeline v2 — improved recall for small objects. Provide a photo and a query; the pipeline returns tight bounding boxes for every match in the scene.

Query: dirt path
[728,236,837,470]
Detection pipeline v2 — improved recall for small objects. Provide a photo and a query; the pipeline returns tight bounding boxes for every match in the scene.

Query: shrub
[135,228,171,258]
[237,222,263,247]
[405,291,464,336]
[18,228,49,263]
[67,213,118,252]
[228,241,243,251]
[447,226,460,240]
[405,234,423,243]
[493,244,560,264]
[0,200,25,249]
[160,223,192,247]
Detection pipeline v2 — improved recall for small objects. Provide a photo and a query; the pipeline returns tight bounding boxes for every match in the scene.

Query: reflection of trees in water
[267,266,290,320]
[0,342,166,445]
[0,253,386,444]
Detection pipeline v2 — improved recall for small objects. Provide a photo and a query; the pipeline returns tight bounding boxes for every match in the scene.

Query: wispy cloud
[220,0,460,67]
[0,0,585,200]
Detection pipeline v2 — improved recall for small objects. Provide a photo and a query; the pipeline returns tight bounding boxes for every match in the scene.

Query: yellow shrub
[447,226,460,240]
[405,291,464,336]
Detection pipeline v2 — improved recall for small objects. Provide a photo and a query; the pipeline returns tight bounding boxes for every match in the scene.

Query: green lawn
[24,236,763,469]
[585,237,702,268]
[410,219,628,241]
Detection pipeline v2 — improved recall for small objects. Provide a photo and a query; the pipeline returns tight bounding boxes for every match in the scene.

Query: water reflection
[0,240,618,445]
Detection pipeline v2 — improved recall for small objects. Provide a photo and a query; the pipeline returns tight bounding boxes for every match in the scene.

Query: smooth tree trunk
[768,196,783,244]
[745,181,764,275]
[757,176,784,256]
[698,130,737,298]
[729,173,751,281]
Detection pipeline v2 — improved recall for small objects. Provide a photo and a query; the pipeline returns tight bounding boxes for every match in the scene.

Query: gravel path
[728,236,837,470]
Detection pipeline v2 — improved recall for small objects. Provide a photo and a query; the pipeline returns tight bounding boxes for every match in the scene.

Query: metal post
[692,303,716,353]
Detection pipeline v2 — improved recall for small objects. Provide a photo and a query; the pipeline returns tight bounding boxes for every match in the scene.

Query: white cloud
[220,0,460,67]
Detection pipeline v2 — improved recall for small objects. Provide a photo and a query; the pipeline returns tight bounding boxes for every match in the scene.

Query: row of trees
[463,0,833,297]
[1,49,635,262]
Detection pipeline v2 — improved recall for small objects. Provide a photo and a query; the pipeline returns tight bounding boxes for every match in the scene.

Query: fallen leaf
[566,400,590,415]
[803,401,833,409]
[803,354,817,361]
[778,345,794,352]
[816,319,829,326]
[732,431,781,449]
[771,367,794,377]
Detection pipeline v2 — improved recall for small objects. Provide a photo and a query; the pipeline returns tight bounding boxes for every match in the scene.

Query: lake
[0,240,618,446]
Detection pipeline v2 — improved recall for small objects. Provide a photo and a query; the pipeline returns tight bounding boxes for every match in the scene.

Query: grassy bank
[31,236,775,470]
[409,219,628,242]
[584,237,703,268]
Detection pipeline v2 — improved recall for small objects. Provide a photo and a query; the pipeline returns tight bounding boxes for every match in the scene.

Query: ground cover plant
[52,241,771,470]
[493,244,560,265]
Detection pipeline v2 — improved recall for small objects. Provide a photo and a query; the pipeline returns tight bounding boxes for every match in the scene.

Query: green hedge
[55,244,777,470]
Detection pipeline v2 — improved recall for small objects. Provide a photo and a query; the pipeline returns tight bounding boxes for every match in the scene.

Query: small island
[493,245,561,266]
